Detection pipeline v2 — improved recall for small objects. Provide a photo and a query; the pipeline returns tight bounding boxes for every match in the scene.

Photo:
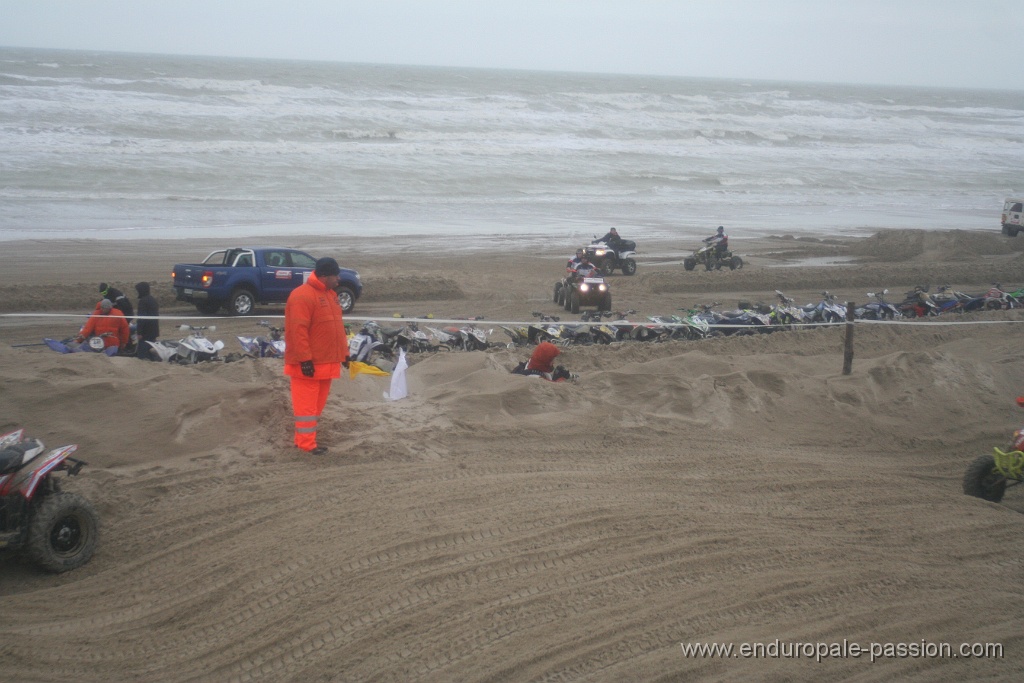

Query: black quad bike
[553,275,612,314]
[683,243,743,271]
[0,428,99,572]
[963,397,1024,503]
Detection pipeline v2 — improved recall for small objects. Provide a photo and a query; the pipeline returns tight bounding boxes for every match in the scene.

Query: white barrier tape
[3,312,1022,330]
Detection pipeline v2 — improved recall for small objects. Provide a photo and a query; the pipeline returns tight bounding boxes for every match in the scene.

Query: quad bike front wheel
[683,257,696,271]
[963,454,1007,502]
[27,492,100,572]
[729,256,744,270]
[622,258,637,275]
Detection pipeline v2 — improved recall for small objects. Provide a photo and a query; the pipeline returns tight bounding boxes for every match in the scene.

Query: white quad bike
[585,238,638,276]
[148,325,225,363]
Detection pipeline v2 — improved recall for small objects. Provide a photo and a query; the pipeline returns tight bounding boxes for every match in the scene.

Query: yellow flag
[349,361,390,379]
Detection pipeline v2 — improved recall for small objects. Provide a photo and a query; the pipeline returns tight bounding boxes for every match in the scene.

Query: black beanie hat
[314,257,341,277]
[99,282,108,293]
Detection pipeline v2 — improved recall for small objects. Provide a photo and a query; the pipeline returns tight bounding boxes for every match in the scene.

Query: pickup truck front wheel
[336,286,356,314]
[227,288,256,316]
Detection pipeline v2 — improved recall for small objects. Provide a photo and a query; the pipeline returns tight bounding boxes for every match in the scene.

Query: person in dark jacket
[99,282,135,323]
[597,227,624,250]
[134,281,160,360]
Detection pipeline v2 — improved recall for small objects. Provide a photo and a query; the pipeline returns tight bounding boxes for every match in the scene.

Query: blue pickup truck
[172,247,362,315]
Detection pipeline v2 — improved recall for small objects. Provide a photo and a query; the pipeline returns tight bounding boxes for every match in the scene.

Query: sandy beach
[2,227,1024,681]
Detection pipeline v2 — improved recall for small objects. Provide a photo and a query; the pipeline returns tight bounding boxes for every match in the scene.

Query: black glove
[300,360,315,377]
[342,357,350,369]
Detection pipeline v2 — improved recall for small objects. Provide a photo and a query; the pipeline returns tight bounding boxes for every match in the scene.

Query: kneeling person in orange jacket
[284,258,350,455]
[512,341,574,382]
[77,298,130,352]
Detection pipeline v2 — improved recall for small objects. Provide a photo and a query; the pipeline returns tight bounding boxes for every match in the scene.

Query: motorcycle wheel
[27,492,99,572]
[683,257,696,271]
[622,258,637,276]
[962,454,1007,502]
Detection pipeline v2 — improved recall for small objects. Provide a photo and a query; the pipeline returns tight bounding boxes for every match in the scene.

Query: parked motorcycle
[348,321,389,364]
[963,397,1024,503]
[237,320,285,358]
[800,291,847,324]
[898,286,939,318]
[983,283,1022,310]
[43,333,120,356]
[856,289,901,320]
[0,428,98,572]
[768,291,809,327]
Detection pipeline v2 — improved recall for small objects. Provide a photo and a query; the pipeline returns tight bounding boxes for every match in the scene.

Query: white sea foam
[0,47,1021,242]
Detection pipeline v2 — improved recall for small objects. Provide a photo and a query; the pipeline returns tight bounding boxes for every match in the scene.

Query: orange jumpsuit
[80,308,130,350]
[283,273,349,451]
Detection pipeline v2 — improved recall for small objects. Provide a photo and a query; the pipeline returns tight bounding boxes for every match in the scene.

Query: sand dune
[1,229,1023,681]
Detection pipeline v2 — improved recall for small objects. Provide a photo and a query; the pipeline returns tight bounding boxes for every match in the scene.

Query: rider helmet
[717,226,725,234]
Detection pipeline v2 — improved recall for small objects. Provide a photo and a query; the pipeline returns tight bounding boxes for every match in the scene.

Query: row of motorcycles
[43,282,1022,362]
[872,283,1024,319]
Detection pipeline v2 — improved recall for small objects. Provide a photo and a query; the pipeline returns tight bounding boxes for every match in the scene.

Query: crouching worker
[511,341,575,382]
[77,298,130,352]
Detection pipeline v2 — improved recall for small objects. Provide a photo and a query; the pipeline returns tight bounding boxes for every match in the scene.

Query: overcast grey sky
[1,0,1019,89]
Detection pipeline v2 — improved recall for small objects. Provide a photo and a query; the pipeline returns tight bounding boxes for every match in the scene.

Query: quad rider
[597,227,625,251]
[567,251,598,281]
[703,226,729,258]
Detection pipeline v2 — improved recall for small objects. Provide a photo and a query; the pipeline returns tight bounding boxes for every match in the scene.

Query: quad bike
[683,242,743,271]
[585,238,638,276]
[0,428,99,572]
[554,274,612,314]
[149,325,225,363]
[963,397,1024,503]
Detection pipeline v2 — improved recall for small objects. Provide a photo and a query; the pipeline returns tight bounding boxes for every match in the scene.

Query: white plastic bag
[384,349,408,401]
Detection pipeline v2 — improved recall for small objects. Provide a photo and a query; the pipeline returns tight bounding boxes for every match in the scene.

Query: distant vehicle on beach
[172,247,362,315]
[1002,198,1023,236]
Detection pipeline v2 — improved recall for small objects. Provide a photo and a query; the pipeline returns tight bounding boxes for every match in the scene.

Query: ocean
[1,46,1021,243]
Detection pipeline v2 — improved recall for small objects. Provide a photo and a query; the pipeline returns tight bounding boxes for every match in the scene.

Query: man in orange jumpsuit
[77,299,130,352]
[284,258,350,455]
